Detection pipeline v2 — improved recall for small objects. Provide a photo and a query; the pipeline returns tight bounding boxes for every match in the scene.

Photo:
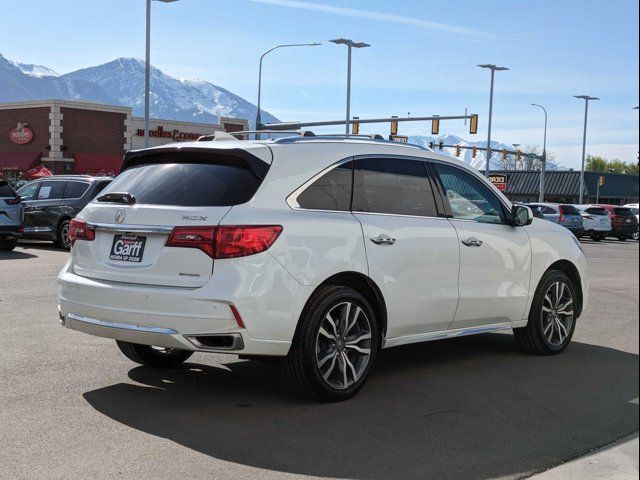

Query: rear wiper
[97,192,136,205]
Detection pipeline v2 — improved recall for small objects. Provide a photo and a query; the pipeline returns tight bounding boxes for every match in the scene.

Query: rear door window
[352,157,438,217]
[560,205,580,215]
[297,162,353,211]
[37,181,65,200]
[63,181,90,199]
[103,162,263,207]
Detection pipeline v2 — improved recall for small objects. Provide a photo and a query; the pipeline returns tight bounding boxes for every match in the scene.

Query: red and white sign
[9,122,34,145]
[488,174,507,191]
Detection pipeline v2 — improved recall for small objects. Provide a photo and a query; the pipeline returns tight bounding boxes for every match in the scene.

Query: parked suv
[591,205,638,241]
[0,180,23,251]
[18,175,112,249]
[58,136,588,401]
[575,205,612,241]
[623,203,639,240]
[526,203,585,237]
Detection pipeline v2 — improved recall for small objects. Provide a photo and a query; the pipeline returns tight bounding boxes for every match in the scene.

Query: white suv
[58,134,588,401]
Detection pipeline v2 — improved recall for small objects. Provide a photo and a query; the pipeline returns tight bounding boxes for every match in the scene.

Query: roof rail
[272,133,427,150]
[227,130,317,138]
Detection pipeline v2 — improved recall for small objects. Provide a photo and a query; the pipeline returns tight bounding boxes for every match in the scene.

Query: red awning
[73,153,123,176]
[0,152,42,171]
[22,164,53,180]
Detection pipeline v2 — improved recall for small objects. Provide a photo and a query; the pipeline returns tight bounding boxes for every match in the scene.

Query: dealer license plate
[109,234,146,262]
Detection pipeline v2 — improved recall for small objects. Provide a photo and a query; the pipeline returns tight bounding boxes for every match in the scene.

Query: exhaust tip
[185,333,244,351]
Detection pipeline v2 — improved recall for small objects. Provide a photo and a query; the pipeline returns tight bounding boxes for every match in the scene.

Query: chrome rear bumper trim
[65,313,178,335]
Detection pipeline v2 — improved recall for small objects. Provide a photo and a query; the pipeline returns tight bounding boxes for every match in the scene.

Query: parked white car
[58,134,588,401]
[623,203,639,240]
[575,205,612,241]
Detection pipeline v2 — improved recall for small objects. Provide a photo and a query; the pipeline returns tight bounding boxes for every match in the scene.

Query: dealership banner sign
[136,126,204,141]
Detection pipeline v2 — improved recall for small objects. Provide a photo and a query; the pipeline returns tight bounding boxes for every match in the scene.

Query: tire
[591,235,601,242]
[633,231,639,241]
[513,270,577,355]
[116,340,193,367]
[56,219,71,250]
[618,235,627,242]
[0,239,18,251]
[282,285,379,402]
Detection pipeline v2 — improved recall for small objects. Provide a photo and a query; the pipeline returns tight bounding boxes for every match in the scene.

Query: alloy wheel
[315,301,372,390]
[541,281,574,347]
[61,221,71,249]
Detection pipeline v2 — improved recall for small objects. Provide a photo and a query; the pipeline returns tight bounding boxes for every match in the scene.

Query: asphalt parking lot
[1,239,638,480]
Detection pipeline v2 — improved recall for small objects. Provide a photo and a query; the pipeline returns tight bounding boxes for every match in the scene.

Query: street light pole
[144,0,178,148]
[478,64,509,176]
[330,38,370,135]
[532,103,548,202]
[256,43,321,139]
[574,95,599,204]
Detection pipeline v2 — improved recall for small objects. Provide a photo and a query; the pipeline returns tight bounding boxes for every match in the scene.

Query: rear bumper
[59,311,285,355]
[57,255,308,356]
[611,225,637,236]
[0,225,22,240]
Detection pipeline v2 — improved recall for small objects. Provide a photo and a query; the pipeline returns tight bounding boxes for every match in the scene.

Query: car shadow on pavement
[0,250,38,260]
[83,334,639,480]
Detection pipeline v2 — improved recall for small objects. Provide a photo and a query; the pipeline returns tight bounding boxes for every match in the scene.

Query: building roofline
[0,99,131,114]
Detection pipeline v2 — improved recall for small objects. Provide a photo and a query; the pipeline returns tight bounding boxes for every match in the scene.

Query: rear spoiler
[121,147,271,180]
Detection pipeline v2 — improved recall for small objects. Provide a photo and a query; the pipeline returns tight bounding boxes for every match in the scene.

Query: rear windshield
[0,182,16,198]
[585,207,609,215]
[560,205,580,215]
[614,207,633,216]
[102,163,262,206]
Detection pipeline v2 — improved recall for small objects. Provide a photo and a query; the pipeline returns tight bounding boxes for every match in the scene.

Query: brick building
[0,100,248,186]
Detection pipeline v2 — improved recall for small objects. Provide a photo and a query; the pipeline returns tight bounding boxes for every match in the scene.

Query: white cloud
[246,0,492,39]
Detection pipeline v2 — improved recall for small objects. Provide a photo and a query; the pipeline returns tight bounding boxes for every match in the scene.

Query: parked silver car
[0,180,24,251]
[526,203,585,237]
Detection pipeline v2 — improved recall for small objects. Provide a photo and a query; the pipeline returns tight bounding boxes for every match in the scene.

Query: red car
[590,205,638,241]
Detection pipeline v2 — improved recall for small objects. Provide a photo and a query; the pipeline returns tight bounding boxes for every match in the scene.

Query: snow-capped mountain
[408,134,565,171]
[0,54,277,127]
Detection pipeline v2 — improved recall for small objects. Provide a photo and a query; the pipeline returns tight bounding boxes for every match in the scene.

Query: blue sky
[1,0,638,168]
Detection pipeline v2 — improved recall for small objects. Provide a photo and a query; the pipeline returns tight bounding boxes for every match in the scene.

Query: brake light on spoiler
[166,225,283,259]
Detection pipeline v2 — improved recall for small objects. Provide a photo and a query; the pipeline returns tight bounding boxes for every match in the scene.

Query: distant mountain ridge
[408,134,566,170]
[0,53,277,128]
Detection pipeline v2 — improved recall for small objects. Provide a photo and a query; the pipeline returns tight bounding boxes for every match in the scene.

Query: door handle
[370,234,396,246]
[461,237,483,247]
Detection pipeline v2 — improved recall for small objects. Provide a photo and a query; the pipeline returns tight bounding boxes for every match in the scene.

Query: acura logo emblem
[114,208,126,224]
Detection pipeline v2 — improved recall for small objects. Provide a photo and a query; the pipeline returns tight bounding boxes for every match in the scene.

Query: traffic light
[502,149,507,160]
[455,145,461,157]
[352,117,359,135]
[431,116,440,135]
[516,150,522,161]
[390,116,398,135]
[428,141,435,149]
[599,176,606,186]
[438,140,444,150]
[472,147,478,158]
[469,114,479,134]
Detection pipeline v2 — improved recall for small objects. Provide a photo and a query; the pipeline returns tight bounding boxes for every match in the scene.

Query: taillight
[166,225,282,259]
[69,219,95,245]
[5,196,21,205]
[165,226,216,257]
[559,214,565,223]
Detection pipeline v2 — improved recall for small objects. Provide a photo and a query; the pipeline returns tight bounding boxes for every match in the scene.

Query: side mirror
[511,204,533,227]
